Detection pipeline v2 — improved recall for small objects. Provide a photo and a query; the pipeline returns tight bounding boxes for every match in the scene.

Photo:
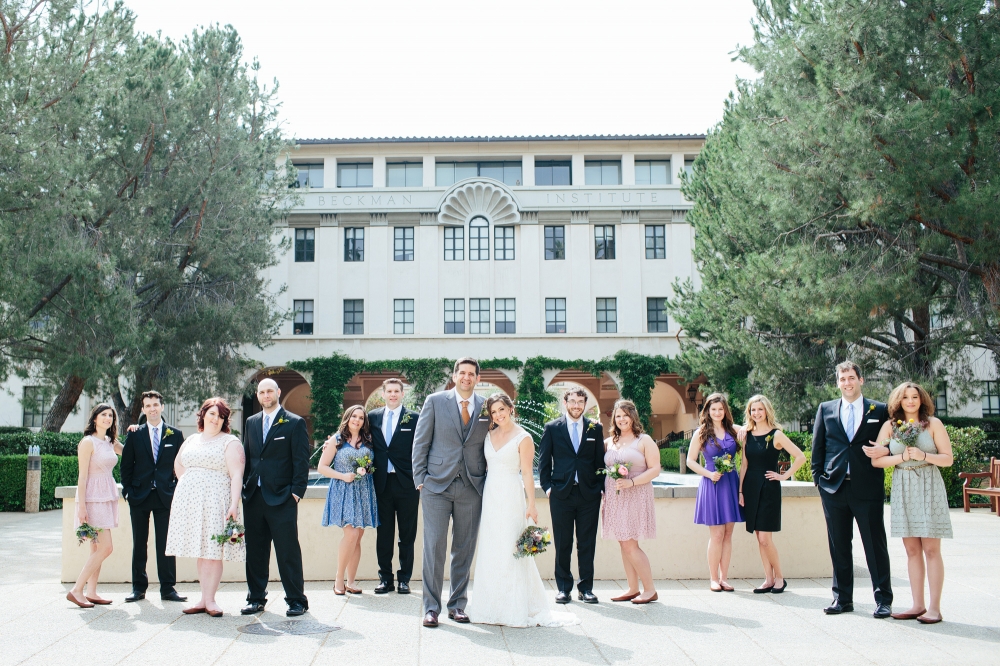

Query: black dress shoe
[824,601,855,614]
[578,591,599,604]
[286,602,308,617]
[374,580,394,594]
[448,608,470,623]
[124,590,145,603]
[555,591,571,604]
[423,611,439,627]
[873,603,892,619]
[397,581,411,594]
[160,591,188,602]
[240,602,266,615]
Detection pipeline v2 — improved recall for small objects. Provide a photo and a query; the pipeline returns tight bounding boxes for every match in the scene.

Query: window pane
[503,163,522,186]
[684,158,695,175]
[585,162,602,185]
[444,298,465,334]
[645,225,665,259]
[647,297,669,332]
[984,381,1000,416]
[469,216,489,261]
[495,298,516,334]
[406,163,423,186]
[650,160,669,184]
[444,227,464,261]
[455,163,477,181]
[535,165,552,186]
[545,298,566,334]
[635,161,650,185]
[494,226,514,260]
[595,225,615,260]
[338,164,356,188]
[394,227,414,261]
[295,228,315,262]
[596,298,617,334]
[436,162,455,187]
[394,299,414,334]
[293,300,314,335]
[552,163,571,185]
[387,163,406,187]
[356,164,373,187]
[344,300,364,334]
[602,162,620,185]
[470,298,490,334]
[345,228,364,262]
[544,225,565,260]
[22,386,49,428]
[480,162,503,181]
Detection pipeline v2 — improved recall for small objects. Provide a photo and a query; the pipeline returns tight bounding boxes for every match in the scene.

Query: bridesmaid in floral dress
[687,393,744,591]
[67,404,124,608]
[601,399,661,604]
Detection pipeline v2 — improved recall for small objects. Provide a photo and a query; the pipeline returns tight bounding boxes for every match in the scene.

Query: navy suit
[369,406,420,585]
[812,397,892,606]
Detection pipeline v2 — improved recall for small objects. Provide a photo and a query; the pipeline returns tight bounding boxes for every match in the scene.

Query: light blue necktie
[151,424,160,463]
[845,403,855,440]
[385,410,395,473]
[571,422,581,453]
[263,413,271,441]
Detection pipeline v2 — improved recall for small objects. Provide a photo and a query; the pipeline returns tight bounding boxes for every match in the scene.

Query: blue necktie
[846,403,855,440]
[571,422,580,453]
[385,411,396,474]
[151,425,160,463]
[263,414,271,441]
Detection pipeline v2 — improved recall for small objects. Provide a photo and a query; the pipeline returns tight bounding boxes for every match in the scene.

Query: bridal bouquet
[891,419,924,448]
[354,454,374,480]
[212,517,245,546]
[514,524,552,559]
[712,454,736,482]
[598,461,632,494]
[75,522,102,545]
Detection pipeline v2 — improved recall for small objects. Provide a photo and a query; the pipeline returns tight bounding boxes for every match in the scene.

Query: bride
[466,394,579,627]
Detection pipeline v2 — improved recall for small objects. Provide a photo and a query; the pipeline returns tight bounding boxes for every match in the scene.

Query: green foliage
[659,447,680,471]
[794,452,813,483]
[940,425,990,508]
[0,427,29,435]
[0,455,85,511]
[0,431,85,457]
[784,431,812,452]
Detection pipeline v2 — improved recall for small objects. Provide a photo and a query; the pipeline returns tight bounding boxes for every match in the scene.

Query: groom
[412,357,490,628]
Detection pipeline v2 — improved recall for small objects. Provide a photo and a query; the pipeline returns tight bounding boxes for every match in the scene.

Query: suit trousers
[128,492,176,593]
[244,492,307,606]
[376,472,420,584]
[420,476,483,614]
[549,485,602,594]
[819,481,893,605]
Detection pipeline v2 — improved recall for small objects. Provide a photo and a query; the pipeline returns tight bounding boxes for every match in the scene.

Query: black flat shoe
[374,581,394,594]
[125,591,145,603]
[555,591,571,604]
[771,580,787,594]
[824,601,854,614]
[397,581,411,594]
[286,602,308,617]
[240,602,266,615]
[753,584,774,594]
[873,603,892,619]
[160,591,188,602]
[578,591,598,604]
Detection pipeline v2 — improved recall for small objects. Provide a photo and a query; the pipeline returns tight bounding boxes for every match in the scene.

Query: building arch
[242,367,312,438]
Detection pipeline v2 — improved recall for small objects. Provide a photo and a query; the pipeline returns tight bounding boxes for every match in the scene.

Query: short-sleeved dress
[742,429,782,533]
[165,433,245,562]
[75,435,119,529]
[322,439,379,528]
[889,428,953,539]
[601,438,656,541]
[693,432,745,526]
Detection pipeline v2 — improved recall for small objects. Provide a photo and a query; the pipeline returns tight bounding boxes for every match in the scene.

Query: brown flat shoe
[334,587,346,595]
[631,592,659,604]
[206,609,223,617]
[182,606,207,615]
[719,582,735,592]
[916,614,942,624]
[66,592,94,608]
[891,609,927,620]
[710,583,723,592]
[611,591,641,602]
[345,585,362,594]
[423,610,439,627]
[85,597,113,605]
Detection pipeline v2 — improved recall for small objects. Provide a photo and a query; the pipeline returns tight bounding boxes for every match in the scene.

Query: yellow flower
[897,420,903,425]
[908,418,914,423]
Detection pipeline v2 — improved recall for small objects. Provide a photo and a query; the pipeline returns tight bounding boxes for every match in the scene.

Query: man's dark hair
[563,387,588,403]
[453,357,480,375]
[835,361,863,380]
[141,390,165,405]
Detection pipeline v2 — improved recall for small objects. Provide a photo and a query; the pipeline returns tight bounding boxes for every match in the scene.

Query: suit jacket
[537,416,605,500]
[811,397,889,501]
[411,389,490,495]
[120,422,184,505]
[242,407,310,506]
[369,405,419,494]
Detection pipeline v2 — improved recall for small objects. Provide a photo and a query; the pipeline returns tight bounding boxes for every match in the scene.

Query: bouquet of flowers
[892,419,924,448]
[514,524,552,559]
[75,522,102,545]
[712,454,736,482]
[354,454,374,480]
[212,517,245,546]
[598,461,633,494]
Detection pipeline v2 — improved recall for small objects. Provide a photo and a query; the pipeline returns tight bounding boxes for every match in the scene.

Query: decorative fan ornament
[438,180,520,226]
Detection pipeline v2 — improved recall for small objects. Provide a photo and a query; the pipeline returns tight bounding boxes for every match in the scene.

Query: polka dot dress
[165,433,246,562]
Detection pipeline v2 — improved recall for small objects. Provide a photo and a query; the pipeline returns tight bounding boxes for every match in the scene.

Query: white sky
[123,0,759,141]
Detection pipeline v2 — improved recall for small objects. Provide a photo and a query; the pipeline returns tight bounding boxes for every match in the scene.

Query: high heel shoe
[66,592,94,608]
[611,591,641,602]
[631,592,658,604]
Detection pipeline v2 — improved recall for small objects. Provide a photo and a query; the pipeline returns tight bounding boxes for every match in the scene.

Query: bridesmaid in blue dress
[318,405,379,595]
[687,393,744,591]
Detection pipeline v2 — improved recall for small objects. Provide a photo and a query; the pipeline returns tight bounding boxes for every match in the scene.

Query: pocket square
[866,419,879,423]
[478,418,488,421]
[274,436,286,440]
[401,428,412,432]
[164,444,174,448]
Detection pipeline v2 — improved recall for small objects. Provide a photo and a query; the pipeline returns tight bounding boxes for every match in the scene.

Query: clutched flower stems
[514,525,553,558]
[211,517,245,545]
[75,522,102,545]
[712,454,736,483]
[598,461,632,494]
[353,454,374,481]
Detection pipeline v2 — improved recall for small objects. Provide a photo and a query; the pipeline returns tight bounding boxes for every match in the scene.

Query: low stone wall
[57,480,829,583]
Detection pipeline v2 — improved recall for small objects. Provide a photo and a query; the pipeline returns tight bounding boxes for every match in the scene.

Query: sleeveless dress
[466,429,580,628]
[889,428,953,538]
[601,438,656,541]
[742,429,782,533]
[75,435,119,529]
[165,433,245,562]
[693,432,744,525]
[321,439,379,528]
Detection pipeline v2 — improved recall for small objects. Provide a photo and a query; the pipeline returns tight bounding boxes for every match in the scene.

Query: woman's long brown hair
[697,392,737,447]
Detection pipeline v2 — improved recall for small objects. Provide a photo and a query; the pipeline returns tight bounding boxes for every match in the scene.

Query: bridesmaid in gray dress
[872,382,953,625]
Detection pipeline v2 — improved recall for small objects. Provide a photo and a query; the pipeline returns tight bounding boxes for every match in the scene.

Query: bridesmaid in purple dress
[687,393,744,591]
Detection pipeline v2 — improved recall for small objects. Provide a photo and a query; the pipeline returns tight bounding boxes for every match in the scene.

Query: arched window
[469,216,490,261]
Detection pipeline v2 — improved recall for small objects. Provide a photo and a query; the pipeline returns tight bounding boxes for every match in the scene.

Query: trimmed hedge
[0,455,84,511]
[660,447,680,471]
[0,431,85,457]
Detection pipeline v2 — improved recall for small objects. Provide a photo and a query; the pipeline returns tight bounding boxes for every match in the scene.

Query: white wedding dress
[466,428,580,628]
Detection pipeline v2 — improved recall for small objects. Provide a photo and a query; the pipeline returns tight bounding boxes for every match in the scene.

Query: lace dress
[889,428,953,538]
[321,439,379,528]
[601,438,656,541]
[466,429,580,628]
[75,435,119,529]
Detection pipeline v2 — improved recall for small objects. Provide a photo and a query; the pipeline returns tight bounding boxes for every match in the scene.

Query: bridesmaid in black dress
[738,395,806,594]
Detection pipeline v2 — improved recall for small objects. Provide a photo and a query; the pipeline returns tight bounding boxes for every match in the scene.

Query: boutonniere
[400,413,413,425]
[867,404,876,414]
[587,422,600,432]
[165,428,175,437]
[275,416,288,426]
[764,434,773,448]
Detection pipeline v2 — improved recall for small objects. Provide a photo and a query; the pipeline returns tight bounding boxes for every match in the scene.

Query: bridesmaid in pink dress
[67,403,123,608]
[601,399,661,604]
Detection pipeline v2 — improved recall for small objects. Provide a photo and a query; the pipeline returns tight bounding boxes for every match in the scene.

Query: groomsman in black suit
[812,361,893,618]
[537,387,605,604]
[120,391,187,602]
[368,378,420,595]
[241,378,311,617]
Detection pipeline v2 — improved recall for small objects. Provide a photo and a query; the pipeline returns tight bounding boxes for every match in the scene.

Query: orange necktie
[461,400,470,426]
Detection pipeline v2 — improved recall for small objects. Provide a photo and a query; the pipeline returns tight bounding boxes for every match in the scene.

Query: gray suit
[411,389,490,614]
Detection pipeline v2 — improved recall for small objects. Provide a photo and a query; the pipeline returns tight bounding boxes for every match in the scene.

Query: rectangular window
[470,298,491,334]
[930,302,945,330]
[294,228,315,262]
[534,160,571,186]
[393,299,414,335]
[293,300,313,335]
[343,300,364,335]
[386,162,423,187]
[595,225,616,260]
[645,225,666,259]
[596,298,617,333]
[584,160,621,185]
[684,158,695,176]
[444,298,465,334]
[344,227,364,262]
[290,163,324,189]
[435,161,522,187]
[495,298,516,334]
[983,380,1000,416]
[394,227,414,261]
[21,386,49,429]
[337,163,374,188]
[935,385,948,418]
[647,298,669,332]
[635,160,671,185]
[444,226,464,261]
[469,218,490,261]
[544,225,565,260]
[545,298,566,334]
[494,226,514,260]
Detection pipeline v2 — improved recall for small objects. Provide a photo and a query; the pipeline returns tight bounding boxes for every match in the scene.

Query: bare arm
[174,439,189,479]
[224,438,245,520]
[770,431,806,481]
[921,418,953,468]
[76,438,94,523]
[870,422,901,469]
[519,434,538,523]
[686,429,721,482]
[738,440,748,505]
[317,439,354,482]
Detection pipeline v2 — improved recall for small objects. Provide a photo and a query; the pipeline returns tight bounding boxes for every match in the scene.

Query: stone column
[521,154,535,186]
[423,155,436,187]
[25,446,40,513]
[621,153,635,185]
[373,156,387,187]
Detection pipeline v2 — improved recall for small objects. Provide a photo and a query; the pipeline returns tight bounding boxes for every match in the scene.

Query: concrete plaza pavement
[1,507,998,666]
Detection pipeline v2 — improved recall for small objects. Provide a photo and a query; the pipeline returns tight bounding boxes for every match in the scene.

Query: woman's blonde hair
[887,382,935,423]
[743,394,779,431]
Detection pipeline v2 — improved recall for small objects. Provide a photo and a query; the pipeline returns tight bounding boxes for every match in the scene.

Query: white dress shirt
[455,389,475,419]
[840,394,864,477]
[383,407,399,473]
